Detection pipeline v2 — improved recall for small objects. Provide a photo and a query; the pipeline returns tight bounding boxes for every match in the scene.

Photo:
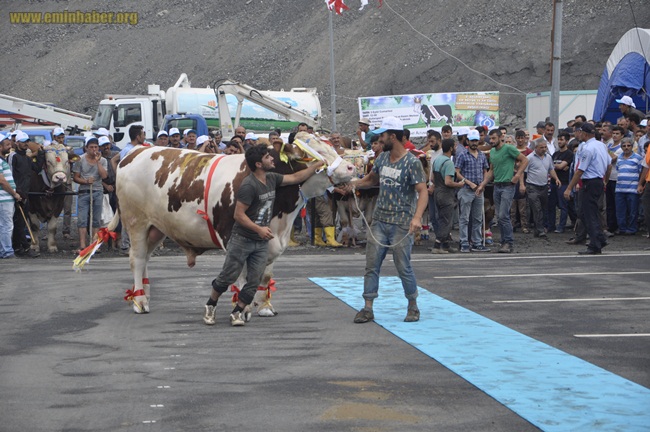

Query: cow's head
[43,143,71,187]
[292,131,356,186]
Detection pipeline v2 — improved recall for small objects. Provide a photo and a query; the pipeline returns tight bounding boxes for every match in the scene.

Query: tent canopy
[593,28,650,122]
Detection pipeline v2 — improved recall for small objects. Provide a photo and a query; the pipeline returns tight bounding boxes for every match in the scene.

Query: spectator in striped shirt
[0,134,22,259]
[614,137,643,235]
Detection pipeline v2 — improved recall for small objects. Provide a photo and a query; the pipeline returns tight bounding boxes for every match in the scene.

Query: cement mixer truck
[92,73,322,148]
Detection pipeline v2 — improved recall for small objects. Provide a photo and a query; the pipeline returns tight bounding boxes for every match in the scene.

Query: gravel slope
[2,0,648,135]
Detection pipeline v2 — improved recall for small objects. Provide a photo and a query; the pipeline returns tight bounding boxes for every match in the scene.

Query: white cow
[111,133,356,314]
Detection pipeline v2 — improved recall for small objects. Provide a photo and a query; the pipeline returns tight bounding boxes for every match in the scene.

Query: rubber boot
[313,228,328,247]
[288,227,300,247]
[324,226,343,247]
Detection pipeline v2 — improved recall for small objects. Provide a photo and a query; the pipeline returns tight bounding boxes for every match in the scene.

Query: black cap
[536,121,546,129]
[577,123,595,134]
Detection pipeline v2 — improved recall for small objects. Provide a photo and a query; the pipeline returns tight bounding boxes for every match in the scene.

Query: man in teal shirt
[477,129,528,253]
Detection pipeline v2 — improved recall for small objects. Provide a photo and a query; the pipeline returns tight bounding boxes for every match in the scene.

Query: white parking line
[493,297,650,303]
[409,252,650,263]
[574,334,650,338]
[434,271,650,279]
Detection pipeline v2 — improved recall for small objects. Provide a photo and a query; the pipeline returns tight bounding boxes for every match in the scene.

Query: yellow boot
[313,228,328,247]
[324,226,343,247]
[288,227,300,247]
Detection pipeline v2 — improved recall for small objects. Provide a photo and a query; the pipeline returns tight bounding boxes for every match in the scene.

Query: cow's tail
[72,209,121,272]
[106,208,120,233]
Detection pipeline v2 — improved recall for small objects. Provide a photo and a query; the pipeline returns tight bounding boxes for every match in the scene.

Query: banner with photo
[358,91,499,137]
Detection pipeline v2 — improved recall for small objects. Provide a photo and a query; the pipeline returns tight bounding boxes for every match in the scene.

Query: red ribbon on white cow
[197,155,226,248]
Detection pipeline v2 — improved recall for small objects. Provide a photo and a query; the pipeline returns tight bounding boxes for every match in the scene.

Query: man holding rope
[73,136,107,253]
[345,117,428,323]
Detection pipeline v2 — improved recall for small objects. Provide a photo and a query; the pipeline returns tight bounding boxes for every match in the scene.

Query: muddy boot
[313,228,328,247]
[324,226,342,247]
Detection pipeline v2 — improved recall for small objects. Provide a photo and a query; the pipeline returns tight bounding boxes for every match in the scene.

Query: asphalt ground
[1,250,649,431]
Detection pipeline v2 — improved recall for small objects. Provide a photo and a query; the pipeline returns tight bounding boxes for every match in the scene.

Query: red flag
[327,0,381,14]
[326,0,349,14]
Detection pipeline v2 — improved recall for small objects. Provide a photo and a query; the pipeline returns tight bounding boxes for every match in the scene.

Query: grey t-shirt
[232,172,284,241]
[73,156,107,191]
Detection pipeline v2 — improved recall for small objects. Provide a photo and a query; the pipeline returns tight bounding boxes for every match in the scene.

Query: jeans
[547,183,568,231]
[606,180,618,231]
[363,220,418,301]
[526,183,548,236]
[0,201,15,257]
[582,178,607,251]
[643,187,650,234]
[615,192,639,233]
[458,187,484,246]
[434,190,456,242]
[77,190,103,228]
[212,233,269,305]
[428,193,439,235]
[493,184,516,245]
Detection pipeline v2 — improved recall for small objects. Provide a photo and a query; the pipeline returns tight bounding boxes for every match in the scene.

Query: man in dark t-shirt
[547,131,574,232]
[203,146,324,327]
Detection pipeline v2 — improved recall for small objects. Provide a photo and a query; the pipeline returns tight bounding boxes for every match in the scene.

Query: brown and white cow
[28,144,76,254]
[111,134,356,313]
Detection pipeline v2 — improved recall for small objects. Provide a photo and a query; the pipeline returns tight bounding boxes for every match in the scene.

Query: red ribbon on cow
[124,287,145,302]
[257,279,277,299]
[300,208,306,219]
[230,285,240,304]
[97,227,117,243]
[142,278,150,285]
[197,155,226,248]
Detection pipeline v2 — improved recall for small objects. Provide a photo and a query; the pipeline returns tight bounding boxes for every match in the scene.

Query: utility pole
[328,8,337,131]
[550,0,563,129]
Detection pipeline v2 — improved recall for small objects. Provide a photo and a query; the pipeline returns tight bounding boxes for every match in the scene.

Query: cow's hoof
[132,299,150,314]
[242,305,253,322]
[258,306,277,317]
[48,247,58,253]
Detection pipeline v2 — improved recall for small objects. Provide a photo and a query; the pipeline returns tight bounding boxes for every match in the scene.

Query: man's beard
[382,141,393,152]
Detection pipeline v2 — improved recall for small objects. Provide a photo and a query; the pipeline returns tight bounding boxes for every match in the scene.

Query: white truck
[92,74,322,148]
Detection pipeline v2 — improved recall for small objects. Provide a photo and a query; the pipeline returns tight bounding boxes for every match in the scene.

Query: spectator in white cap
[155,130,169,147]
[345,116,428,324]
[10,131,45,257]
[9,130,20,149]
[53,127,65,139]
[244,132,258,151]
[616,95,646,121]
[356,117,375,150]
[73,136,108,253]
[196,135,218,153]
[638,118,650,157]
[181,129,197,149]
[168,127,181,148]
[94,127,110,137]
[50,127,75,238]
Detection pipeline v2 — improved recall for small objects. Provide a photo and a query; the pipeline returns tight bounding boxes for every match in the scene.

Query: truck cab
[93,86,166,149]
[161,114,210,137]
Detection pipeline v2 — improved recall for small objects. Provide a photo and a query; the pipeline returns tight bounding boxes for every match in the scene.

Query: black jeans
[526,184,548,235]
[582,178,607,251]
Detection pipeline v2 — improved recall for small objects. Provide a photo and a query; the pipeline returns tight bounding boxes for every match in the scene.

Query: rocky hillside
[1,0,648,136]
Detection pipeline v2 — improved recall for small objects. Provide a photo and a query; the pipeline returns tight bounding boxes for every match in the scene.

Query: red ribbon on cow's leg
[142,278,151,300]
[230,285,240,305]
[257,278,277,300]
[124,287,146,302]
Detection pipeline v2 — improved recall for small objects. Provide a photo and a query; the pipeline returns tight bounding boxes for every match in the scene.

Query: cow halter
[292,136,342,179]
[196,155,226,248]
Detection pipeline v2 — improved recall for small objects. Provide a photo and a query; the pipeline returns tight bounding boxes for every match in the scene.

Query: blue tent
[593,28,650,123]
